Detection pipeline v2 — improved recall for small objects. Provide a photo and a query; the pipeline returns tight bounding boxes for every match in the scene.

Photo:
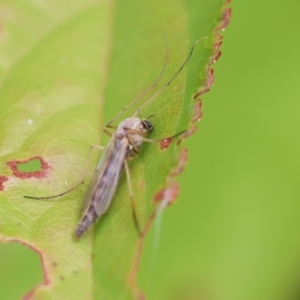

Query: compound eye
[142,120,154,133]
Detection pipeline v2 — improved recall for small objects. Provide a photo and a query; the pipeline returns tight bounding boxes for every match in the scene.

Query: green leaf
[0,0,230,299]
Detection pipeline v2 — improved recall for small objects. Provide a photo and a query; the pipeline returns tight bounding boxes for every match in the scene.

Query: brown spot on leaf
[206,68,215,88]
[138,180,145,188]
[214,36,223,49]
[160,137,173,150]
[218,8,232,31]
[179,101,203,142]
[192,100,203,123]
[193,6,232,103]
[170,148,188,177]
[210,50,222,65]
[181,125,197,141]
[0,175,8,191]
[193,88,210,99]
[153,182,180,205]
[7,156,49,179]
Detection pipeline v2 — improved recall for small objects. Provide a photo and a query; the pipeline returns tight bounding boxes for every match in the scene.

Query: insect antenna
[132,40,199,117]
[24,183,81,200]
[106,36,169,127]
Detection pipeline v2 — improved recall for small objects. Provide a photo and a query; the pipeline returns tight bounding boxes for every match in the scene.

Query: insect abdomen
[76,204,98,237]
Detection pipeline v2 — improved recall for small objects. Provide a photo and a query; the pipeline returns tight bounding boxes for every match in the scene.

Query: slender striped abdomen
[75,139,127,238]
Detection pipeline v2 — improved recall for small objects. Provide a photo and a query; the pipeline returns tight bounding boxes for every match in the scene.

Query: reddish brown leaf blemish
[182,125,198,141]
[7,156,49,179]
[0,175,8,191]
[160,137,173,150]
[210,50,222,65]
[138,180,145,188]
[193,88,210,99]
[153,182,179,205]
[179,101,203,142]
[193,7,232,102]
[192,100,203,123]
[170,148,188,177]
[214,36,223,49]
[218,8,231,31]
[206,68,215,87]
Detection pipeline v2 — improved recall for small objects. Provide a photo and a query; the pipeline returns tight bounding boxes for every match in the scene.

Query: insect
[25,40,198,238]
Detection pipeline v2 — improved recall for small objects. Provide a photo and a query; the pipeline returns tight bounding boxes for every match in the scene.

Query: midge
[25,41,198,238]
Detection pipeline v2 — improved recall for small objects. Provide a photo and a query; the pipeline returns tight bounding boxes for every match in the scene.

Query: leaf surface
[0,0,230,299]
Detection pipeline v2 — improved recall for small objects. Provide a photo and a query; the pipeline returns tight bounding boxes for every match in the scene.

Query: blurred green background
[1,0,300,300]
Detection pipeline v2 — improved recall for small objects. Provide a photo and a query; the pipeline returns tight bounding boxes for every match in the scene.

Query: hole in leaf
[17,158,43,173]
[0,242,43,299]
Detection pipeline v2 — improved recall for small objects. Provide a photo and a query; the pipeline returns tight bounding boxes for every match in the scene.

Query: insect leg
[24,145,105,200]
[123,127,147,135]
[124,159,142,237]
[103,129,113,137]
[106,124,117,129]
[125,134,140,154]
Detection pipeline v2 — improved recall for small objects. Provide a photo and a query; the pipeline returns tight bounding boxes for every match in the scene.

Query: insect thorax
[115,117,153,157]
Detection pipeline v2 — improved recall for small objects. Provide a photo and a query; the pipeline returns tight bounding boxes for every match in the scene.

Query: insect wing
[81,140,114,212]
[93,142,126,216]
